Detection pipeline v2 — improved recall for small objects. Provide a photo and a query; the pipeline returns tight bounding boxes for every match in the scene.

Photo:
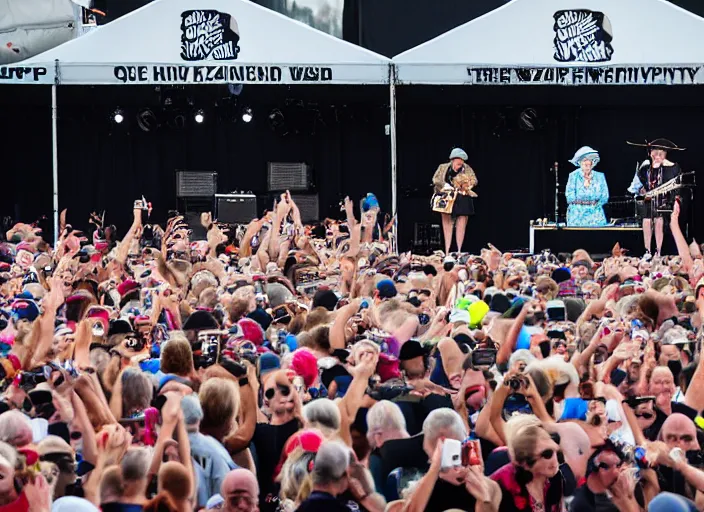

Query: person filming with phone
[403,408,501,512]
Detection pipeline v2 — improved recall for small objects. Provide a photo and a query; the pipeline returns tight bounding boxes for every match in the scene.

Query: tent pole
[52,64,59,246]
[389,65,398,253]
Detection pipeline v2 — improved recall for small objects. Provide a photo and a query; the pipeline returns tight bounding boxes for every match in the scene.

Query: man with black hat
[628,138,685,257]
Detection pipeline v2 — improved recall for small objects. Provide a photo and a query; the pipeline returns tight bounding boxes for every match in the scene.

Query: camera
[507,374,528,392]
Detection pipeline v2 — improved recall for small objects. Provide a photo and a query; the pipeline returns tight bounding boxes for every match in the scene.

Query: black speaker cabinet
[216,194,258,224]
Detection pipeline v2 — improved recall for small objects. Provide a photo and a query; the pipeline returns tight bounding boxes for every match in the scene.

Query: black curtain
[395,85,703,253]
[0,85,390,241]
[2,84,703,254]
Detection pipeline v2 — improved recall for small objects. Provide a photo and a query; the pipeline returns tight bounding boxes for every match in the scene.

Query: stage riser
[531,228,644,255]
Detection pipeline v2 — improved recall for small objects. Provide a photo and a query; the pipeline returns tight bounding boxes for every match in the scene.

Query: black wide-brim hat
[627,138,686,151]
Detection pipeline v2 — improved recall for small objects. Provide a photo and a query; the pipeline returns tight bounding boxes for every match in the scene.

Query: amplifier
[216,194,258,224]
[289,194,319,223]
[176,171,217,197]
[268,162,311,191]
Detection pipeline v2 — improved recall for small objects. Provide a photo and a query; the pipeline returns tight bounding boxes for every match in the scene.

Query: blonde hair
[505,415,550,465]
[199,378,239,432]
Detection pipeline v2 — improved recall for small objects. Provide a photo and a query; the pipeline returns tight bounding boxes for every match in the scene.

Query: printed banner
[112,64,333,83]
[466,65,704,85]
[0,66,51,83]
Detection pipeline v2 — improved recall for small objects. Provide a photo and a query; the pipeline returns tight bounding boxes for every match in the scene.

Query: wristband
[239,377,249,387]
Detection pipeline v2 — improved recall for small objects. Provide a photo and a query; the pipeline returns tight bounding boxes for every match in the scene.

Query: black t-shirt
[295,491,350,512]
[657,466,690,499]
[425,478,477,512]
[253,419,300,509]
[569,485,619,512]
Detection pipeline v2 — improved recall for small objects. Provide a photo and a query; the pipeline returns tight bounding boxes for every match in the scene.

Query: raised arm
[497,303,528,366]
[670,200,694,275]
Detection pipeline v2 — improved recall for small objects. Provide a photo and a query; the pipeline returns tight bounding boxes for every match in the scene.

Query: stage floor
[529,224,642,254]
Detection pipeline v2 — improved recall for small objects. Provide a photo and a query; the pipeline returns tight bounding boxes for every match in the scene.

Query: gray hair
[312,441,350,485]
[366,400,407,448]
[181,394,204,429]
[121,447,153,481]
[303,399,341,433]
[422,409,467,446]
[509,349,536,369]
[121,367,154,415]
[662,325,689,346]
[0,411,33,447]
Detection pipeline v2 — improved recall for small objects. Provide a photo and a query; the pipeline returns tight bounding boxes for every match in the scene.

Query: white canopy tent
[393,0,704,86]
[0,0,395,244]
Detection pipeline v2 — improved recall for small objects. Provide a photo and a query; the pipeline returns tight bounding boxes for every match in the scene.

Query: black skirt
[452,194,474,217]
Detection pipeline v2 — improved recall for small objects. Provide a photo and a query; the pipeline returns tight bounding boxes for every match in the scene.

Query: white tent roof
[394,0,704,85]
[0,0,390,85]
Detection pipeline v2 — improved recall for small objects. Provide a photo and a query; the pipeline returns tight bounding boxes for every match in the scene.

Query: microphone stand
[550,162,559,224]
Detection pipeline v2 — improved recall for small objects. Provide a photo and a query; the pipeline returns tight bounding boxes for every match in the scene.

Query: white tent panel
[394,0,704,85]
[11,0,390,84]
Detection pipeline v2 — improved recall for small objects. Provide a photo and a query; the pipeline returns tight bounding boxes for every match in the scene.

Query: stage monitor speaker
[176,171,217,197]
[289,194,319,223]
[268,162,311,191]
[216,194,258,224]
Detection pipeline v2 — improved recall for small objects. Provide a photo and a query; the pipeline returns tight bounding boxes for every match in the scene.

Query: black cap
[312,289,338,312]
[399,340,427,361]
[182,310,219,331]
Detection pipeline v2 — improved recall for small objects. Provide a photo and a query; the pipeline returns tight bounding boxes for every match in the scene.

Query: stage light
[242,107,253,123]
[112,108,124,124]
[137,109,158,132]
[194,109,205,123]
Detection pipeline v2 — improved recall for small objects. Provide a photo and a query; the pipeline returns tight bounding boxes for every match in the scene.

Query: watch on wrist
[239,377,249,387]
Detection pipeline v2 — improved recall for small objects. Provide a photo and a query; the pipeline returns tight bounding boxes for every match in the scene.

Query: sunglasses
[264,384,291,401]
[408,289,432,297]
[527,448,558,466]
[634,411,654,419]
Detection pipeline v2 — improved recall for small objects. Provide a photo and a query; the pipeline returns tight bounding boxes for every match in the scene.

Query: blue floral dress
[565,170,609,226]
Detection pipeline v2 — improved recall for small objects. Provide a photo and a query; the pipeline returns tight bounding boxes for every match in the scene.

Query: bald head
[221,469,259,511]
[547,422,590,479]
[661,413,699,451]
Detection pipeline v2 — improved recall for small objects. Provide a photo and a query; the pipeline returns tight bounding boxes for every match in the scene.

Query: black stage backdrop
[1,84,702,253]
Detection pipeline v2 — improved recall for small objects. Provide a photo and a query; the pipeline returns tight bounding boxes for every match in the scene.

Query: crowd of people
[0,191,704,512]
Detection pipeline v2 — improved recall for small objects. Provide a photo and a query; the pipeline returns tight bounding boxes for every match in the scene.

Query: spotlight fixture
[136,109,158,132]
[194,109,205,124]
[241,107,253,123]
[112,108,125,124]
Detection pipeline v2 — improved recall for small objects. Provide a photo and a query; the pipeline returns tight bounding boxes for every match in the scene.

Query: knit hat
[117,279,139,297]
[11,299,40,322]
[182,310,219,331]
[258,352,281,379]
[399,340,427,361]
[376,279,398,300]
[290,349,318,388]
[247,308,272,331]
[238,318,265,346]
[362,193,380,212]
[312,289,338,312]
[489,293,511,314]
[468,300,490,328]
[551,267,572,284]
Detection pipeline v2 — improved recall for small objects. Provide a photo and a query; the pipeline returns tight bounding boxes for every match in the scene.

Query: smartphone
[471,348,497,368]
[546,300,566,322]
[441,439,462,470]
